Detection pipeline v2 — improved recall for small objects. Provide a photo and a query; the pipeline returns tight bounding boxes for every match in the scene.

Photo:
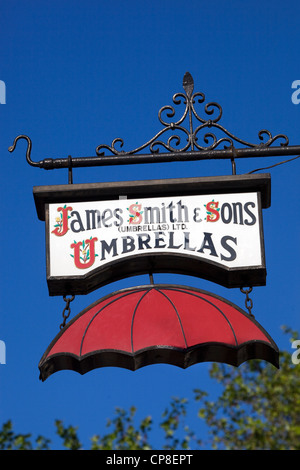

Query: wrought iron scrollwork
[9,72,297,178]
[96,72,289,157]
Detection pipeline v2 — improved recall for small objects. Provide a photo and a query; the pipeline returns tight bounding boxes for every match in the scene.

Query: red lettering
[52,206,73,236]
[128,203,143,224]
[205,200,220,222]
[70,237,98,269]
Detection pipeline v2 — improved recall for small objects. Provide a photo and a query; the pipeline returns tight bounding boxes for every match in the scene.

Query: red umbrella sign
[39,285,279,381]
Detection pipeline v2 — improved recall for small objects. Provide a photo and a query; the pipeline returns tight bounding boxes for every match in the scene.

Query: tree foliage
[1,327,300,450]
[194,326,300,450]
[0,420,51,450]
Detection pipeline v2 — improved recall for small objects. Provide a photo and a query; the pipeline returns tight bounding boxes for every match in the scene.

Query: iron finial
[182,72,194,98]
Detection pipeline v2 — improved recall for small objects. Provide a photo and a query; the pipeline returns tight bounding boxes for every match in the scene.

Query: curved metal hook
[8,134,39,167]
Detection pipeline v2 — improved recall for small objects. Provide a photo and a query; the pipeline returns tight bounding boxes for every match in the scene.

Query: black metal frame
[8,72,300,181]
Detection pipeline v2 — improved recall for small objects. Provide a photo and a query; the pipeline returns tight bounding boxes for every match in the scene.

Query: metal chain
[240,287,254,317]
[60,295,75,329]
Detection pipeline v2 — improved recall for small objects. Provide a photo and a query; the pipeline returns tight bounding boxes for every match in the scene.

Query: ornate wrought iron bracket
[8,72,300,180]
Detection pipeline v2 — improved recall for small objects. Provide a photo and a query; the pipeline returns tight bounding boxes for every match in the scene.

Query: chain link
[60,295,75,329]
[240,287,254,317]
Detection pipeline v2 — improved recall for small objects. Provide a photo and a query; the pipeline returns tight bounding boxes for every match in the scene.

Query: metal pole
[8,134,300,170]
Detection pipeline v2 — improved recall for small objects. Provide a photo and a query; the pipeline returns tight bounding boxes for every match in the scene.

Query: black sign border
[34,174,270,296]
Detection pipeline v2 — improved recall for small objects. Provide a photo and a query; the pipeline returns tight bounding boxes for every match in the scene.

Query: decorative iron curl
[95,72,289,156]
[193,124,289,151]
[8,134,56,169]
[8,135,36,166]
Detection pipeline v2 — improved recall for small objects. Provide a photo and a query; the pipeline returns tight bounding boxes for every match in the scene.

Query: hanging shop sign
[33,173,270,295]
[10,72,294,377]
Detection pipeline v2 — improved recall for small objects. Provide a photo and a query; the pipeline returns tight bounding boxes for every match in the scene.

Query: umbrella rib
[162,287,239,347]
[79,288,146,356]
[155,287,188,349]
[77,284,242,357]
[130,288,153,353]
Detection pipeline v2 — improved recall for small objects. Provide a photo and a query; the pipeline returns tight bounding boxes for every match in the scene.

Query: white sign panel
[47,192,263,283]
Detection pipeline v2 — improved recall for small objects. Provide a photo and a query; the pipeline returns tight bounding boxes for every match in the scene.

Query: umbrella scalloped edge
[39,284,279,381]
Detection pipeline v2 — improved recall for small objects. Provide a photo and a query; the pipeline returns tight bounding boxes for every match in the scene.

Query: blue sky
[0,0,299,449]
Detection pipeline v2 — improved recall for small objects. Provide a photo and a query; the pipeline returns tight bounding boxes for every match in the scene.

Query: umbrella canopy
[39,284,279,381]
